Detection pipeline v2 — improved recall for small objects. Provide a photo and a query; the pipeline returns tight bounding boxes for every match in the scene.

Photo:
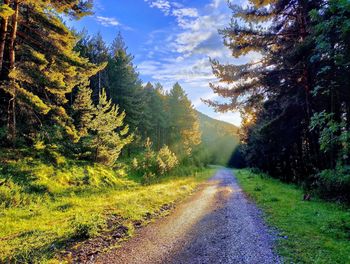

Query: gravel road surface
[94,169,281,264]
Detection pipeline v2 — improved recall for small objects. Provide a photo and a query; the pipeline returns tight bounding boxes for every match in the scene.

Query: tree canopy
[208,0,350,200]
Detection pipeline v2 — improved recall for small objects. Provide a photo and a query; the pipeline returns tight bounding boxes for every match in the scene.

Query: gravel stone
[94,169,282,264]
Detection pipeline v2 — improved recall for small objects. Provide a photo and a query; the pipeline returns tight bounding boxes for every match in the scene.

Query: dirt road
[94,169,281,264]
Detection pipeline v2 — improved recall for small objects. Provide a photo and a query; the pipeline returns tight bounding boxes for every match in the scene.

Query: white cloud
[145,0,172,15]
[95,16,120,27]
[174,31,212,54]
[210,0,223,9]
[95,16,133,31]
[139,56,214,80]
[172,8,198,18]
[139,0,253,125]
[145,1,199,19]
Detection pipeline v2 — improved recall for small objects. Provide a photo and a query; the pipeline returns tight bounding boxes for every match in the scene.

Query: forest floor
[92,169,281,264]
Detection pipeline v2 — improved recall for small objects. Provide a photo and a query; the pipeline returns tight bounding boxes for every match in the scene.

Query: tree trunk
[7,0,19,142]
[0,0,10,74]
[98,71,101,95]
[9,0,18,69]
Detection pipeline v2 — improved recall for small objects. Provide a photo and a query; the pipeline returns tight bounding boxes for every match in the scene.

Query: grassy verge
[235,169,350,264]
[0,158,215,263]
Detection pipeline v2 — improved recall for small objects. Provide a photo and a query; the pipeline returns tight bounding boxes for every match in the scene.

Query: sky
[67,0,250,127]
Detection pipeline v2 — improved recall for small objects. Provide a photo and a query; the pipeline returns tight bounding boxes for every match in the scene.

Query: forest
[0,1,238,262]
[0,0,237,176]
[0,0,350,263]
[208,0,350,202]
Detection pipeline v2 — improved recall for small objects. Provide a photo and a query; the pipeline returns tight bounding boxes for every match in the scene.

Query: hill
[195,111,240,166]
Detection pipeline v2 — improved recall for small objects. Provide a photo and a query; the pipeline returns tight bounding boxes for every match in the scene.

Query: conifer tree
[75,31,110,102]
[0,0,13,72]
[107,32,144,132]
[309,0,350,166]
[143,82,168,149]
[207,0,323,180]
[168,82,201,156]
[91,89,133,165]
[72,83,95,137]
[73,87,133,165]
[0,0,102,144]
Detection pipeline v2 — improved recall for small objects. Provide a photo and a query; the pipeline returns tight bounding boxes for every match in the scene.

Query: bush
[156,145,178,175]
[131,138,179,184]
[317,165,350,202]
[169,165,201,178]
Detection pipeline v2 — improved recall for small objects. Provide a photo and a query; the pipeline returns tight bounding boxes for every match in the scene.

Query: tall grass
[0,155,215,263]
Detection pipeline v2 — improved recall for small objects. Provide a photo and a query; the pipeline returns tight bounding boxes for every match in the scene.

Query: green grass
[0,156,215,263]
[235,169,350,264]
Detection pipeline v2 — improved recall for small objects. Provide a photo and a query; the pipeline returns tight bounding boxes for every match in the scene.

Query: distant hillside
[197,111,239,140]
[194,111,240,166]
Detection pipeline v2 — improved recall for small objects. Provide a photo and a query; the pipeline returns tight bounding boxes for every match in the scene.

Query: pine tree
[0,0,102,144]
[207,0,323,180]
[75,31,110,102]
[90,89,133,165]
[72,83,95,137]
[144,82,168,150]
[107,32,144,132]
[0,0,13,71]
[168,82,201,156]
[73,87,133,165]
[309,0,350,166]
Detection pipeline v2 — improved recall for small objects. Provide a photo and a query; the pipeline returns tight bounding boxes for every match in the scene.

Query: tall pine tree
[168,82,201,156]
[207,0,323,181]
[0,0,102,145]
[75,31,110,102]
[73,86,133,165]
[107,32,145,133]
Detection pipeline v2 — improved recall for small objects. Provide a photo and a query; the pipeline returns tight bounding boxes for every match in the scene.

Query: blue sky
[67,0,251,126]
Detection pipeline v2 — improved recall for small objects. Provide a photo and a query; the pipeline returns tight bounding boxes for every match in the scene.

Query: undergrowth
[0,152,215,263]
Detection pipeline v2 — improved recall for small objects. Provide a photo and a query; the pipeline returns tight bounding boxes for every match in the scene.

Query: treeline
[208,0,350,201]
[0,0,201,178]
[74,31,201,156]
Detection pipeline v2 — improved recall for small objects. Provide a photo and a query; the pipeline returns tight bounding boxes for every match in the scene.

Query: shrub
[169,165,201,178]
[317,165,350,202]
[131,138,179,184]
[156,145,178,175]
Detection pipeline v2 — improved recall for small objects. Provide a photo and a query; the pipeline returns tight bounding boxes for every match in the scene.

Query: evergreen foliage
[75,32,202,158]
[73,87,133,166]
[168,82,201,156]
[107,33,145,133]
[132,138,179,184]
[0,0,239,212]
[209,0,350,200]
[0,0,103,144]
